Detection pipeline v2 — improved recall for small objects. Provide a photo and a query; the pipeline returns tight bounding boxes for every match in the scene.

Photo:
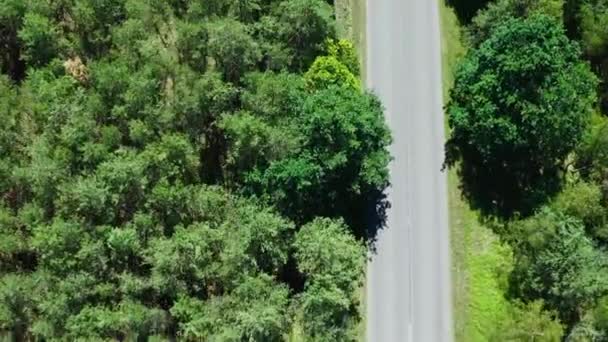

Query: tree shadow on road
[363,189,391,254]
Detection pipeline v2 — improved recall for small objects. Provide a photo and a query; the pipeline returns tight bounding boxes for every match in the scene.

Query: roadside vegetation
[335,0,366,79]
[444,0,608,340]
[441,3,522,340]
[0,0,390,340]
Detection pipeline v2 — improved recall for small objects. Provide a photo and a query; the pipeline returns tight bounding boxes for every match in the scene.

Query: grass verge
[439,0,466,102]
[335,1,367,340]
[439,2,515,341]
[335,0,367,79]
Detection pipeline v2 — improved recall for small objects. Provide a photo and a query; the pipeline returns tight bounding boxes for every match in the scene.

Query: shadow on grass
[446,0,491,24]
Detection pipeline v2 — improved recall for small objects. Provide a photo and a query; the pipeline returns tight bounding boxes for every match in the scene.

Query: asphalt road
[365,0,453,341]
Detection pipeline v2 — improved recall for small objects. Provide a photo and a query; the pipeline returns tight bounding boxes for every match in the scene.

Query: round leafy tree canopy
[446,15,598,216]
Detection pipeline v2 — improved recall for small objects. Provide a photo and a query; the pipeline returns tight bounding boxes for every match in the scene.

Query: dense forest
[0,0,392,340]
[446,0,608,340]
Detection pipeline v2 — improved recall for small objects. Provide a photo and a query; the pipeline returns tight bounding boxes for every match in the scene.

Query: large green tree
[241,85,391,233]
[446,15,598,217]
[294,218,365,341]
[509,209,608,327]
[467,0,564,47]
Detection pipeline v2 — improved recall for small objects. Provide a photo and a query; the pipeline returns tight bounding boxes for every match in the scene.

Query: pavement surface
[365,0,453,341]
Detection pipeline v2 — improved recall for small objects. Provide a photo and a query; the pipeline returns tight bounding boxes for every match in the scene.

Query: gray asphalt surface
[365,0,453,341]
